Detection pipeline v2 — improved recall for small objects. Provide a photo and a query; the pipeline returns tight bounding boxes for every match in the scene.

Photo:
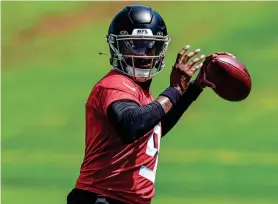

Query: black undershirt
[107,83,203,144]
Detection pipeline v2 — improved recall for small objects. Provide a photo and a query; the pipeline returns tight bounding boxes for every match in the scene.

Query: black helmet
[106,4,171,82]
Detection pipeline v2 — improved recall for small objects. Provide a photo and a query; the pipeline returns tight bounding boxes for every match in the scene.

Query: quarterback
[67,4,226,204]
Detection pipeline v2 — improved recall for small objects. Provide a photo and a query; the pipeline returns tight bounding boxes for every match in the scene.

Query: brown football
[206,54,252,102]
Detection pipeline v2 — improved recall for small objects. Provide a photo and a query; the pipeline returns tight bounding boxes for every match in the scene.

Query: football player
[67,4,218,204]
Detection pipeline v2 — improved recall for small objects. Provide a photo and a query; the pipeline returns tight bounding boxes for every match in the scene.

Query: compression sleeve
[107,100,165,144]
[107,82,203,143]
[160,82,203,137]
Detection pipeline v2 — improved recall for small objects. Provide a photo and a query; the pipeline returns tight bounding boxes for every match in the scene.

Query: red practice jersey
[75,70,162,204]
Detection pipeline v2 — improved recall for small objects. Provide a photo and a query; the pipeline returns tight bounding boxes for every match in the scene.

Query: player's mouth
[133,59,153,69]
[139,64,152,69]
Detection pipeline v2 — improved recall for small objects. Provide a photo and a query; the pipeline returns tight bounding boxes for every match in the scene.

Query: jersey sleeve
[96,71,142,116]
[101,88,140,115]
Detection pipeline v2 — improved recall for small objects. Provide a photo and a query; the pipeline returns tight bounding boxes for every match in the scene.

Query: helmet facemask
[107,31,171,82]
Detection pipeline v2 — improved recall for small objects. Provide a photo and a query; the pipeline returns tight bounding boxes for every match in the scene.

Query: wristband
[160,87,181,106]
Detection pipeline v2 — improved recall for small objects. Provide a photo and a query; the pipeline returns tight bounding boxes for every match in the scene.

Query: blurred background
[2,1,278,204]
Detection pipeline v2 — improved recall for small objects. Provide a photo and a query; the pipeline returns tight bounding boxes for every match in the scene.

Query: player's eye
[119,39,165,56]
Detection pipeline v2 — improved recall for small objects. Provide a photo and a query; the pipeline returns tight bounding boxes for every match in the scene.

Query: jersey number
[139,124,161,183]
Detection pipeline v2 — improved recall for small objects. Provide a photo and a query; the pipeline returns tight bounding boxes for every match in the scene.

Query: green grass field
[2,1,278,204]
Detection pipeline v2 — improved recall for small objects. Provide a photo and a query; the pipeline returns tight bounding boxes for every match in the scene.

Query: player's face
[119,40,164,69]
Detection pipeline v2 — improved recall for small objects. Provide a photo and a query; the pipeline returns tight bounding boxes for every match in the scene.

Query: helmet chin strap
[125,65,160,82]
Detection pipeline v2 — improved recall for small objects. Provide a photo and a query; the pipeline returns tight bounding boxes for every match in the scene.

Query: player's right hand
[170,45,205,94]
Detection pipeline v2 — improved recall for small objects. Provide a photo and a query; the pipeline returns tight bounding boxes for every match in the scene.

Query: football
[206,54,252,102]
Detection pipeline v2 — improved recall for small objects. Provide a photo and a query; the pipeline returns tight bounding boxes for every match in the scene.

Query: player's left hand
[193,52,236,89]
[213,52,236,58]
